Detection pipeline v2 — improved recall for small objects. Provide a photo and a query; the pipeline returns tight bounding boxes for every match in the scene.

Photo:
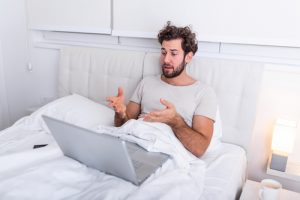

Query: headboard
[59,47,145,105]
[58,46,264,152]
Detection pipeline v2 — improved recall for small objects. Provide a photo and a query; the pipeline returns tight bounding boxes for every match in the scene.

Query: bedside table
[239,180,300,200]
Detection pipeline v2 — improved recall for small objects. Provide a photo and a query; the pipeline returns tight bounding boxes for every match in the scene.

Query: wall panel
[27,0,111,34]
[113,0,300,47]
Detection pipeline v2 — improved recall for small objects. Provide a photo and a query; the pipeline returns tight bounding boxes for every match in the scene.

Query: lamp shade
[271,118,297,154]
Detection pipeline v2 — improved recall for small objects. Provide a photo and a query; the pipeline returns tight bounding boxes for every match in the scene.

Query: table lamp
[270,118,297,172]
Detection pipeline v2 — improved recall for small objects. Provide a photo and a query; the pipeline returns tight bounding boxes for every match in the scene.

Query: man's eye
[171,53,177,56]
[161,52,167,55]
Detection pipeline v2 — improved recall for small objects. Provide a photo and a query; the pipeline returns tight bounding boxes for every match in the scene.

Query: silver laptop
[42,115,169,185]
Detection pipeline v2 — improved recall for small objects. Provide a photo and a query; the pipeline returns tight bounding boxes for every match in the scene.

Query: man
[107,22,217,157]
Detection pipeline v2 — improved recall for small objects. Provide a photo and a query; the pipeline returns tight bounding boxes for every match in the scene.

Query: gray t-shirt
[130,76,217,126]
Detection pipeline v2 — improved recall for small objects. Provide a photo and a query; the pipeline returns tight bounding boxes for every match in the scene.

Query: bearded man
[107,22,217,157]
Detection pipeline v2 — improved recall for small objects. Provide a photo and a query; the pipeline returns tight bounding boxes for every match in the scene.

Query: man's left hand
[143,98,178,126]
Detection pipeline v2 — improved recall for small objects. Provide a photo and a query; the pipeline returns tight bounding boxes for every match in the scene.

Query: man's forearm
[169,115,210,157]
[114,112,128,127]
[114,102,141,127]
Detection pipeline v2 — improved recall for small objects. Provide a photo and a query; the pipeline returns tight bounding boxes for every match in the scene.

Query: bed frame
[58,46,264,153]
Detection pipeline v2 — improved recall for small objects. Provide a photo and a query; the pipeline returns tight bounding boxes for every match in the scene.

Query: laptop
[42,115,169,185]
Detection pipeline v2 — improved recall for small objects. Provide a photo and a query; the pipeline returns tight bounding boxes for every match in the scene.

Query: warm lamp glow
[271,118,297,154]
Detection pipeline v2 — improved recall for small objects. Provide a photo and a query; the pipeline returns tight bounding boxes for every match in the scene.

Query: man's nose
[164,54,171,63]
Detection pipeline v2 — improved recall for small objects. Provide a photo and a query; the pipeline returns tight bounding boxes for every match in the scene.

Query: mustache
[162,63,173,68]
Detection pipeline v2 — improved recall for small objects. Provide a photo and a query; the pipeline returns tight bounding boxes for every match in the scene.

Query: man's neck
[161,71,196,86]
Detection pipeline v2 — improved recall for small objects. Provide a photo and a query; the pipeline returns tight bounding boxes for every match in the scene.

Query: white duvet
[0,94,206,200]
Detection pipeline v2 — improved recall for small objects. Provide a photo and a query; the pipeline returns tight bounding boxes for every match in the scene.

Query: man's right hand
[106,87,126,119]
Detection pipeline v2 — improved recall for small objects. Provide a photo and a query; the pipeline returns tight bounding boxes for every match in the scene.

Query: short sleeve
[130,79,145,104]
[194,86,218,121]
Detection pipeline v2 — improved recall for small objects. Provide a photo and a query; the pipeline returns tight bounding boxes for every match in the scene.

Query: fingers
[143,113,155,122]
[107,100,124,111]
[106,96,115,103]
[143,111,163,122]
[106,87,125,111]
[115,104,126,114]
[106,96,126,115]
[106,87,124,101]
[109,102,126,114]
[117,87,124,97]
[160,98,173,108]
[143,99,176,123]
[106,96,117,107]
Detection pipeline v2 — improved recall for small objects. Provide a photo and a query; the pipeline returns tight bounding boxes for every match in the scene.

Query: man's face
[160,39,186,78]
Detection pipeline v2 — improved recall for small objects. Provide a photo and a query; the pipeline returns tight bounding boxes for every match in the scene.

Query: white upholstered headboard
[59,46,263,152]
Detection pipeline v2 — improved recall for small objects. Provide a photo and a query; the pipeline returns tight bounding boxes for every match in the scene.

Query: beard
[161,59,186,78]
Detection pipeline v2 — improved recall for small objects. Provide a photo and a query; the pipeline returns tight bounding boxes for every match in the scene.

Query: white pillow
[27,94,114,132]
[205,107,223,153]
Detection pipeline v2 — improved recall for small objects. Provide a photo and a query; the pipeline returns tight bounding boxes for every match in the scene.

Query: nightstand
[239,180,300,200]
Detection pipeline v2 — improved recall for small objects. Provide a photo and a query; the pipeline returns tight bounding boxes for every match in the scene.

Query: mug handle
[258,189,263,200]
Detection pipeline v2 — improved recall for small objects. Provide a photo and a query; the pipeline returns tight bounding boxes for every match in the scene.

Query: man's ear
[185,52,193,64]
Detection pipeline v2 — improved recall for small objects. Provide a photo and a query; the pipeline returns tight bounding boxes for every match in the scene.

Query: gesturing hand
[143,98,178,126]
[106,87,126,118]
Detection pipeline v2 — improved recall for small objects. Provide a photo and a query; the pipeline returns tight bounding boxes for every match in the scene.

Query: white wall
[249,65,300,192]
[0,41,10,130]
[26,0,300,47]
[27,0,111,34]
[0,0,38,129]
[113,0,300,47]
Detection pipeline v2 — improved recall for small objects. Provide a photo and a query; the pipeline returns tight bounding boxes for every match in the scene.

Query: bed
[0,46,263,200]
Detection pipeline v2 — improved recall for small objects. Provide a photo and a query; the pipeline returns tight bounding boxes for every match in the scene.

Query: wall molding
[30,25,112,34]
[32,30,300,66]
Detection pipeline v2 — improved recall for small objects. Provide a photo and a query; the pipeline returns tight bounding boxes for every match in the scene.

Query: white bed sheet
[0,117,246,200]
[201,143,247,200]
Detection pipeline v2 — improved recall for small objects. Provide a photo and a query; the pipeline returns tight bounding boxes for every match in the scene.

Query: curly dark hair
[157,21,198,55]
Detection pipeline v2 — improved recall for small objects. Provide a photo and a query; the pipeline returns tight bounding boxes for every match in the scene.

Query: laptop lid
[42,115,168,185]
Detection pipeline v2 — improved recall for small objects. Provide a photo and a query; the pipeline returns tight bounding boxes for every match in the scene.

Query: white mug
[259,179,282,200]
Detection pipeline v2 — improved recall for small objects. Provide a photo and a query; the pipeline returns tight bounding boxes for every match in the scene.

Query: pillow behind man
[205,108,223,154]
